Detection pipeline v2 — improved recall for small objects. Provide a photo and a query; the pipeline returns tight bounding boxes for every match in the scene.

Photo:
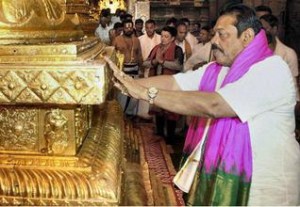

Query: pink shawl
[183,29,273,182]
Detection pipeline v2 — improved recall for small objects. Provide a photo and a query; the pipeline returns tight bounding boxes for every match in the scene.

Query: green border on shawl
[179,154,251,206]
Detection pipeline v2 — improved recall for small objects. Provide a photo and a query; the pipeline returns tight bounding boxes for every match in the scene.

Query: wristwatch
[148,87,158,104]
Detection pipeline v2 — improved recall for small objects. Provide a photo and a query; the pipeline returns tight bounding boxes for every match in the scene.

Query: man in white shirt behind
[180,18,199,50]
[95,9,114,45]
[184,26,213,72]
[138,19,161,119]
[138,19,161,67]
[260,14,299,99]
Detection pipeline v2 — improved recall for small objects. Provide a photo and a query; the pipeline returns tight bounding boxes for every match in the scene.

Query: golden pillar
[0,0,148,205]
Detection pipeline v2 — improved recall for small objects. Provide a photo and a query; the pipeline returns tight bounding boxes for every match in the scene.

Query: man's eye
[218,32,228,38]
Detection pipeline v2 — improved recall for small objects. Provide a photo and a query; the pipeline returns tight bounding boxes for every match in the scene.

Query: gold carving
[1,0,64,24]
[0,101,125,205]
[66,0,99,35]
[0,107,38,152]
[75,106,90,148]
[0,0,84,44]
[43,109,70,154]
[0,0,149,205]
[0,66,108,104]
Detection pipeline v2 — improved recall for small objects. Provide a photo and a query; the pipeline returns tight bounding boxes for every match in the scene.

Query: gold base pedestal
[0,101,125,206]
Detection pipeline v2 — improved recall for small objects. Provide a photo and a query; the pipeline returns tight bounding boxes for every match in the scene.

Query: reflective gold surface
[66,0,99,35]
[0,106,90,156]
[0,0,150,205]
[0,102,124,205]
[0,0,84,44]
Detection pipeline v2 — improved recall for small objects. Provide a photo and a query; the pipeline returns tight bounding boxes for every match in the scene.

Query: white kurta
[174,56,300,205]
[138,33,161,61]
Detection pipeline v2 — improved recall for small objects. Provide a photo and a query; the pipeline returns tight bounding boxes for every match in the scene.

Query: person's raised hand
[102,55,147,100]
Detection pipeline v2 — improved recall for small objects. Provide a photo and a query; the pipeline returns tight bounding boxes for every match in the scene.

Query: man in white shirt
[184,26,213,72]
[260,14,299,99]
[104,4,300,206]
[138,19,161,65]
[95,9,114,45]
[180,18,199,50]
[175,21,192,62]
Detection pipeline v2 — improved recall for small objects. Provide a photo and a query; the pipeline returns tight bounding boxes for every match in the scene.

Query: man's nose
[210,33,218,45]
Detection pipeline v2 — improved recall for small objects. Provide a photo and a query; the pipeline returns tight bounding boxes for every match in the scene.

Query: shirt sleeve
[217,56,296,123]
[173,63,211,91]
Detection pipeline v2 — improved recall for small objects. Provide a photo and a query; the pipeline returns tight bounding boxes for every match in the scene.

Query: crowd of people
[97,3,300,206]
[95,7,217,144]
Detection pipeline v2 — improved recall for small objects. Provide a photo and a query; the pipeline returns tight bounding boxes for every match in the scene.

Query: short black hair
[122,19,133,27]
[120,13,133,21]
[161,26,177,37]
[135,18,144,25]
[113,22,123,29]
[145,19,156,25]
[165,17,178,27]
[255,5,272,15]
[220,4,262,37]
[100,8,111,18]
[201,25,211,32]
[180,18,190,25]
[260,14,278,28]
[176,21,187,29]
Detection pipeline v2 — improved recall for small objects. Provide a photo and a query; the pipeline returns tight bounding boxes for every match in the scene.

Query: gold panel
[0,106,90,156]
[75,106,90,149]
[0,37,105,64]
[66,0,99,35]
[0,107,39,152]
[0,64,108,104]
[0,1,132,205]
[0,38,114,105]
[0,101,124,206]
[0,0,84,45]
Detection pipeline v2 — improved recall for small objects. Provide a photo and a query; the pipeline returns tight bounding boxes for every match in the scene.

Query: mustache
[211,44,224,53]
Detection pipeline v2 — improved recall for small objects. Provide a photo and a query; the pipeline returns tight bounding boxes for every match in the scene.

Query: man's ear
[242,28,255,47]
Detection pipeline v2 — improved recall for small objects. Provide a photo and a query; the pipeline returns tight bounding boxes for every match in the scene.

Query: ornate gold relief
[1,0,64,24]
[0,101,124,206]
[0,107,38,152]
[0,66,108,104]
[0,106,90,156]
[43,109,70,154]
[75,106,90,149]
[0,0,84,44]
